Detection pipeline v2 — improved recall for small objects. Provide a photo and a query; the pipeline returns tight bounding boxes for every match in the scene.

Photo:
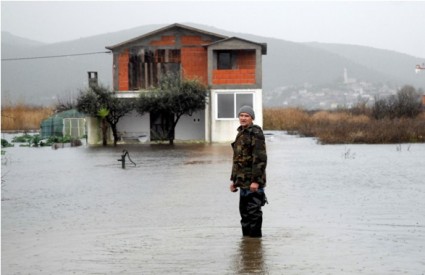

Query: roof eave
[106,23,228,51]
[205,37,267,55]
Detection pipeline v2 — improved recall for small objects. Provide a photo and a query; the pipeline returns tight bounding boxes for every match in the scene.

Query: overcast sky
[1,1,425,58]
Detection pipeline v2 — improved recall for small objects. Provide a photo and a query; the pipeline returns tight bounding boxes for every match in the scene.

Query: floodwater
[1,132,425,274]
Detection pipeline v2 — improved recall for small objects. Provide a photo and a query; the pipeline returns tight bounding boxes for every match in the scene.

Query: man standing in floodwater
[230,105,268,238]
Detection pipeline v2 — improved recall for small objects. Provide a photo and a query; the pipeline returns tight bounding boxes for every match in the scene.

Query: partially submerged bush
[11,134,33,143]
[9,134,83,147]
[13,134,42,147]
[264,106,425,144]
[263,108,309,134]
[372,85,422,119]
[1,139,14,148]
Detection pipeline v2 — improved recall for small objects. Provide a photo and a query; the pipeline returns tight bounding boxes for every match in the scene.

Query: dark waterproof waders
[239,189,266,238]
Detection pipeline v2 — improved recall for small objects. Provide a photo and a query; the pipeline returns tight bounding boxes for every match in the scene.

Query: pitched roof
[106,23,228,50]
[206,37,267,55]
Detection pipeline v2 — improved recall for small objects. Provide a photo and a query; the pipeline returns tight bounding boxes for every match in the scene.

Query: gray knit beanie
[238,105,255,120]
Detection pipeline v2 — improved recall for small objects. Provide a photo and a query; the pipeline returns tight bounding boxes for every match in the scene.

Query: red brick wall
[237,51,256,70]
[180,35,210,84]
[118,50,129,91]
[116,35,211,90]
[149,35,176,46]
[212,50,256,85]
[181,47,208,85]
[181,35,210,45]
[212,69,256,85]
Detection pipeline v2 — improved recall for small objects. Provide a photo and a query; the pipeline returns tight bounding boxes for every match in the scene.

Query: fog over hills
[1,23,424,107]
[1,31,47,48]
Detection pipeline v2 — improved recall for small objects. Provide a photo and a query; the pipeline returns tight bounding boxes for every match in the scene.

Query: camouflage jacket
[231,124,267,189]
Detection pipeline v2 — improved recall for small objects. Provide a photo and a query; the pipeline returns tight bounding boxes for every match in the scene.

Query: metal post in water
[121,154,126,169]
[117,149,136,169]
[118,153,126,169]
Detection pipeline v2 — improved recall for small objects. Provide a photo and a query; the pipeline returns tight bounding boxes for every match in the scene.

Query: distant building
[343,68,356,84]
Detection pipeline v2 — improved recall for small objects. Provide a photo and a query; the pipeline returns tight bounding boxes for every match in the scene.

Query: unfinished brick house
[89,23,267,143]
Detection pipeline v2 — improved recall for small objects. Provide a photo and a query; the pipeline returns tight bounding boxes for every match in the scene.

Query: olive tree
[76,85,134,146]
[136,73,208,144]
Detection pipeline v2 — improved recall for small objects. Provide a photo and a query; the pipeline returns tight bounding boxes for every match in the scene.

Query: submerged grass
[264,108,425,144]
[2,104,424,144]
[1,104,54,131]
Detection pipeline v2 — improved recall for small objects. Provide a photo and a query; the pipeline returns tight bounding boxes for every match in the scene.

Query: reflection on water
[234,237,267,274]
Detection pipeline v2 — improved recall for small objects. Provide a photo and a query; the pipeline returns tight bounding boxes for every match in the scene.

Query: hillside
[1,23,424,107]
[305,42,422,85]
[1,31,46,48]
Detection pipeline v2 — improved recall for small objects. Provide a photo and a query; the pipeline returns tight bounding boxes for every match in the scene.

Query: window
[217,92,254,119]
[63,118,86,138]
[128,48,181,90]
[217,51,235,70]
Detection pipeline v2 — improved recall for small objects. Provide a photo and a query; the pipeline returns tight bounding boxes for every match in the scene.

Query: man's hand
[250,182,260,192]
[230,182,238,192]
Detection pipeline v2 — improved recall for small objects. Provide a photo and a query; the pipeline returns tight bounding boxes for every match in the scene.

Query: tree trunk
[101,119,108,146]
[167,128,174,145]
[111,123,118,146]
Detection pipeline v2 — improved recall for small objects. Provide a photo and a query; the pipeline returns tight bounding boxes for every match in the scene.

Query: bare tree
[54,90,78,113]
[396,85,422,118]
[372,85,422,119]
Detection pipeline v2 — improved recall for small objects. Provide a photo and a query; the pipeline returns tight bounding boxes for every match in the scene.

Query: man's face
[239,112,253,128]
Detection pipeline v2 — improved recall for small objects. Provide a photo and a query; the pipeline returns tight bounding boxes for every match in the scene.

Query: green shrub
[11,134,33,143]
[1,139,14,148]
[30,135,41,147]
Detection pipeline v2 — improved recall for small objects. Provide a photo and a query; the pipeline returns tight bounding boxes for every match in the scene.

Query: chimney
[88,71,98,88]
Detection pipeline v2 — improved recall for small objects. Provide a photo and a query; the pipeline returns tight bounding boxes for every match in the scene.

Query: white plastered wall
[86,117,101,145]
[210,89,263,143]
[175,110,205,141]
[117,110,150,141]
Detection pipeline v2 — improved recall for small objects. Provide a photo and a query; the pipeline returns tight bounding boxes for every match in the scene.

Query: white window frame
[215,92,254,120]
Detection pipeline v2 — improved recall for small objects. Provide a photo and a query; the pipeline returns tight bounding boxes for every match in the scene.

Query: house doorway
[150,112,174,141]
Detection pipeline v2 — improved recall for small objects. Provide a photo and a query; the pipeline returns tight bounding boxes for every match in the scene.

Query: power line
[1,51,112,61]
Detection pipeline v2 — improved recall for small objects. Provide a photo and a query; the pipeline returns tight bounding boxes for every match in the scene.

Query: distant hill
[1,31,46,48]
[305,42,423,86]
[2,23,424,106]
